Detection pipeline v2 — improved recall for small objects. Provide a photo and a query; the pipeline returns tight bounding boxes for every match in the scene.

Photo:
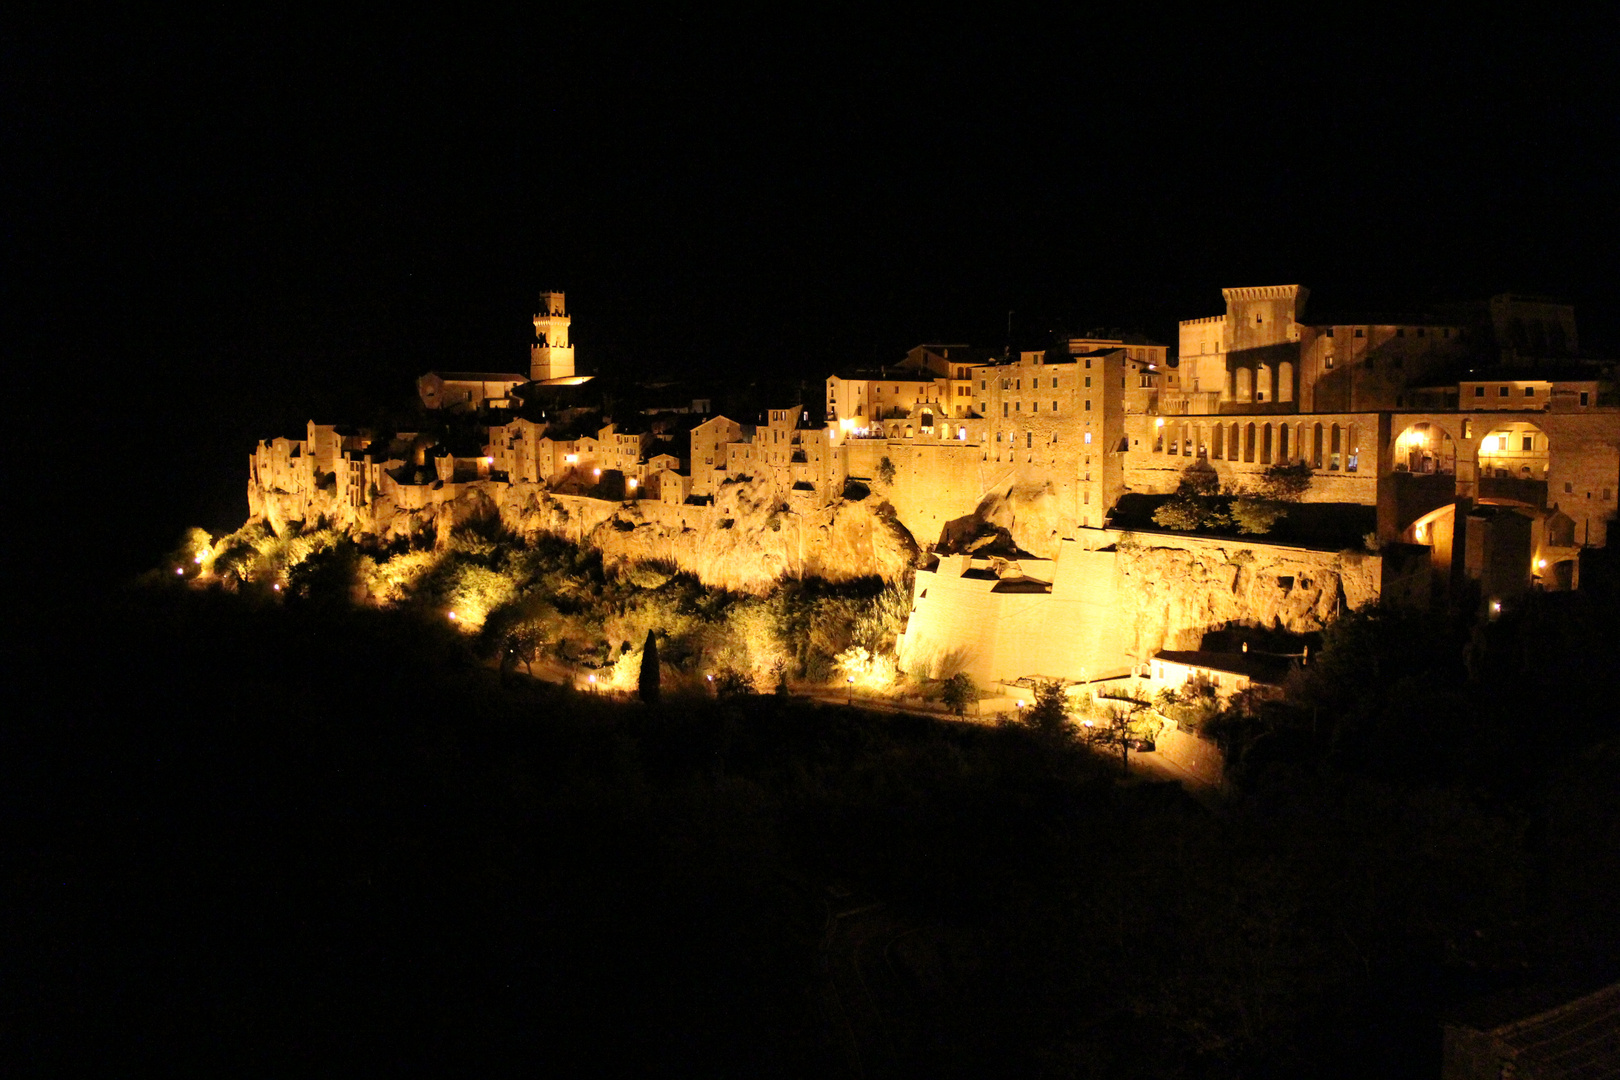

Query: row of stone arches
[1392,420,1551,479]
[1151,418,1362,471]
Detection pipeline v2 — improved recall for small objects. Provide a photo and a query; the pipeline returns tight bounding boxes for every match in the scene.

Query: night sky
[10,10,1618,579]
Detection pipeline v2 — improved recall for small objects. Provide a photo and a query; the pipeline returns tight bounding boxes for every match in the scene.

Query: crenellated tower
[531,290,576,382]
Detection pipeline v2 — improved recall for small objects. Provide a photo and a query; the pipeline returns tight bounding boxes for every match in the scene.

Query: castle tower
[531,290,576,382]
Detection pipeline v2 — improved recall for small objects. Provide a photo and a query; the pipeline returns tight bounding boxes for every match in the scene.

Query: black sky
[8,9,1618,576]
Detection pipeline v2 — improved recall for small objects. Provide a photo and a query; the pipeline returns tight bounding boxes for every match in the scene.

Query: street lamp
[847,675,854,705]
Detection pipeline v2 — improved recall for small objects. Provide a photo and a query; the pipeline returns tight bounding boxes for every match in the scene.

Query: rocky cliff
[250,476,917,594]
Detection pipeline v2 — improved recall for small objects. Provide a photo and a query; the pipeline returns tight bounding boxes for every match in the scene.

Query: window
[1522,436,1534,452]
[1084,376,1091,388]
[1256,314,1263,324]
[1566,482,1574,493]
[1032,402,1038,412]
[1326,356,1334,369]
[1026,432,1033,448]
[1003,403,1008,417]
[1326,328,1334,338]
[1052,401,1058,412]
[1015,401,1021,411]
[1355,328,1364,338]
[1474,385,1485,397]
[1499,386,1510,397]
[1525,386,1536,397]
[1084,431,1092,445]
[1084,399,1091,411]
[1463,419,1472,439]
[1581,391,1590,406]
[1085,358,1091,369]
[981,379,987,390]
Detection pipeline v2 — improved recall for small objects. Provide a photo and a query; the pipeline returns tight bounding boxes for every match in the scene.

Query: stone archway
[1478,420,1549,480]
[1392,422,1456,475]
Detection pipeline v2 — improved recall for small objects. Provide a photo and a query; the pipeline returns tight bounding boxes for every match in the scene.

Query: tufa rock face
[498,478,916,593]
[249,476,917,595]
[1113,536,1380,657]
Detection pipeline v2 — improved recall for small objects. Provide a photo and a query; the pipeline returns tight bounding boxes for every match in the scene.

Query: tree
[1022,679,1073,742]
[941,672,976,716]
[1229,497,1288,535]
[1259,461,1313,502]
[877,456,896,485]
[638,629,660,704]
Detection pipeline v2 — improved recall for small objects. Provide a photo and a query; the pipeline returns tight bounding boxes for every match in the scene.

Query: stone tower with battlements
[531,291,576,382]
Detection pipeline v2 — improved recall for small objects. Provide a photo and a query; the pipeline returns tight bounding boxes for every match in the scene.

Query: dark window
[1499,386,1510,397]
[1325,328,1334,338]
[1525,387,1536,397]
[1523,436,1534,452]
[1474,386,1485,397]
[1580,391,1590,406]
[1355,328,1365,338]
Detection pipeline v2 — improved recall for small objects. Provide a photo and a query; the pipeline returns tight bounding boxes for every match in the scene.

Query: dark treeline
[9,567,1620,1077]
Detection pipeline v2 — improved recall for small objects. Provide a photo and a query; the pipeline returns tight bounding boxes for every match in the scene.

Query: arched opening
[1256,364,1271,403]
[1393,422,1456,475]
[1478,421,1549,479]
[1551,559,1576,591]
[957,425,967,440]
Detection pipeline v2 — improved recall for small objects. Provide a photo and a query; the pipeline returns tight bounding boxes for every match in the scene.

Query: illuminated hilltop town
[248,286,1620,694]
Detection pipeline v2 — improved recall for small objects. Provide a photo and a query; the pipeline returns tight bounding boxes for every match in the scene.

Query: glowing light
[593,468,601,476]
[1155,418,1165,427]
[194,553,204,564]
[565,454,578,463]
[175,567,184,575]
[1490,600,1502,613]
[1537,558,1547,569]
[627,477,636,488]
[1083,720,1094,727]
[448,611,458,621]
[481,456,493,465]
[272,583,281,591]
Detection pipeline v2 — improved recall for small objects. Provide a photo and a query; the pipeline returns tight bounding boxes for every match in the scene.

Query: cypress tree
[638,629,660,704]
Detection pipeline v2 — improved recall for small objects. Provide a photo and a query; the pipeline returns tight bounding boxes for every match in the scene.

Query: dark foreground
[8,585,1620,1077]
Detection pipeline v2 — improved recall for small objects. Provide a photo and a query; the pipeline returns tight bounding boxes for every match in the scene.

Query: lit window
[1084,432,1092,445]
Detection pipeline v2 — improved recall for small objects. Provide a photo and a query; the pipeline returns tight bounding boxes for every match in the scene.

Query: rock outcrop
[250,476,917,594]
